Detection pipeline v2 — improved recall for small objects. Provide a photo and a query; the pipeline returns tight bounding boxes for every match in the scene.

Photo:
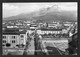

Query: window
[3,40,6,43]
[12,36,15,39]
[21,35,24,38]
[3,36,6,39]
[3,44,5,46]
[14,36,15,38]
[12,40,15,43]
[3,36,4,38]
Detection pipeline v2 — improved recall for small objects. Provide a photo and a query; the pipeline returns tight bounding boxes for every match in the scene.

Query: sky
[2,2,77,18]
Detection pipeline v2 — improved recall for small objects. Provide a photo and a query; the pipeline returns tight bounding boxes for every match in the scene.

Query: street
[27,39,35,55]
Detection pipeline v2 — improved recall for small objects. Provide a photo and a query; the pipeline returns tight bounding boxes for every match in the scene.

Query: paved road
[27,39,35,55]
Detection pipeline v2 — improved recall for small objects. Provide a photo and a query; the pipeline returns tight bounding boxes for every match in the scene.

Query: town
[2,20,77,55]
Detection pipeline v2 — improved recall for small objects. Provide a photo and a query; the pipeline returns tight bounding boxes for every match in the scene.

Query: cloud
[58,2,77,11]
[60,6,77,11]
[3,3,19,10]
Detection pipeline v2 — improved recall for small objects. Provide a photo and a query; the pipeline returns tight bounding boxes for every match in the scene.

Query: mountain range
[3,5,77,23]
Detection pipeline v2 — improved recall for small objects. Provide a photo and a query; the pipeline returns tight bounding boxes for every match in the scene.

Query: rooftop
[40,27,62,31]
[3,28,26,35]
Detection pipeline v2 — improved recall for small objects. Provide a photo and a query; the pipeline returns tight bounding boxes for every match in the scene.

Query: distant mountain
[34,11,77,23]
[3,5,77,23]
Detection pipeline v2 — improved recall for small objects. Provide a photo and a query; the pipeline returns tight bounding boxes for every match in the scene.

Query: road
[27,39,35,55]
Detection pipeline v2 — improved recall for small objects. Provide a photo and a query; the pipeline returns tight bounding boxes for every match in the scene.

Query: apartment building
[2,28,27,48]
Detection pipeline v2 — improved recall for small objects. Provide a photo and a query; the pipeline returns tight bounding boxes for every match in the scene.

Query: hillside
[33,11,77,23]
[3,5,77,23]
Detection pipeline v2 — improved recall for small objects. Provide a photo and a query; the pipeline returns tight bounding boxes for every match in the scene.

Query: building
[48,23,57,28]
[37,27,62,35]
[63,22,74,27]
[16,23,23,26]
[2,28,27,48]
[30,23,38,29]
[62,29,68,34]
[7,25,18,28]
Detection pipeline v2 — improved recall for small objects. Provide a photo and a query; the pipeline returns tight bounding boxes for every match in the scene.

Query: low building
[37,27,62,35]
[30,23,38,29]
[2,28,27,48]
[48,23,57,28]
[27,29,35,34]
[7,25,18,28]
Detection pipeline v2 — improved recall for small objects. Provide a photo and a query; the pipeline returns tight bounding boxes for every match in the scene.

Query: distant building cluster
[2,20,77,55]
